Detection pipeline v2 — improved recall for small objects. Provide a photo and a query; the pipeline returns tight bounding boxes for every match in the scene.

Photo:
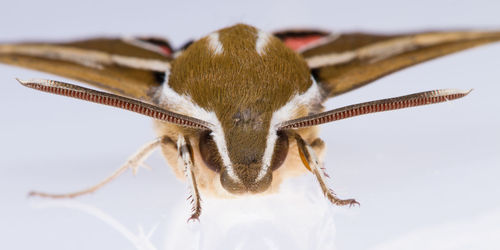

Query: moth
[1,24,499,220]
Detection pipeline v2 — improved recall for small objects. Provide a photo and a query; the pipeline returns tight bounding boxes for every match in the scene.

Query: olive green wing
[280,30,500,98]
[0,37,173,101]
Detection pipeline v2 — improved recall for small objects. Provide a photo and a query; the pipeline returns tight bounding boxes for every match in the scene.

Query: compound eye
[199,131,223,172]
[270,131,289,171]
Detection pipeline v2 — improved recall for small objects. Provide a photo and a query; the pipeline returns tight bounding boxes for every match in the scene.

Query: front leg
[295,134,359,207]
[177,135,202,221]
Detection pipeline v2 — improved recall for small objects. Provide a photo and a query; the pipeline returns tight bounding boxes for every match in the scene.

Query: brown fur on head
[164,24,314,194]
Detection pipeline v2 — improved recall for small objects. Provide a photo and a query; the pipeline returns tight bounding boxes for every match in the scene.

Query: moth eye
[199,131,223,172]
[270,131,289,171]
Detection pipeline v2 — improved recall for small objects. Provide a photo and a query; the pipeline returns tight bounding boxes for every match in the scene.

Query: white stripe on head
[207,32,224,55]
[159,74,239,182]
[256,76,323,181]
[255,30,271,55]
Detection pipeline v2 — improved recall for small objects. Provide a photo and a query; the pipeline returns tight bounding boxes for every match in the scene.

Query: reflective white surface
[1,0,500,249]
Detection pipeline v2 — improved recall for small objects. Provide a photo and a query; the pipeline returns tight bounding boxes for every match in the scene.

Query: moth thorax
[168,24,312,194]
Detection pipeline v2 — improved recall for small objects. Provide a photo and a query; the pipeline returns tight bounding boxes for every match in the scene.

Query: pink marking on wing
[160,46,173,56]
[283,35,324,51]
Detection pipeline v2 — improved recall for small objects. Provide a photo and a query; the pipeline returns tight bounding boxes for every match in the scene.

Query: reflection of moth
[1,24,499,220]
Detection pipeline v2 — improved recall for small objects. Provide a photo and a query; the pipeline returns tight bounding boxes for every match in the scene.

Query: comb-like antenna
[279,89,471,130]
[17,78,212,130]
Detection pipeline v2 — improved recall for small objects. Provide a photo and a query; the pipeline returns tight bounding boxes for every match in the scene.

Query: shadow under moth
[1,24,499,220]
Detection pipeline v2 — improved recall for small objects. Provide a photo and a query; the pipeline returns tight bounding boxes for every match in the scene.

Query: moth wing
[0,37,173,101]
[279,30,500,98]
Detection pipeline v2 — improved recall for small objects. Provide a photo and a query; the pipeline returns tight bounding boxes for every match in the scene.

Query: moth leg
[29,137,174,199]
[177,135,202,221]
[310,138,326,163]
[295,134,359,207]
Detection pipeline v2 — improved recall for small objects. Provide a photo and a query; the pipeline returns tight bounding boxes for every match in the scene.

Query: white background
[1,0,499,249]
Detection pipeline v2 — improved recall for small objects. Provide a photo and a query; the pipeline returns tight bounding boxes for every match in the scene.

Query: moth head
[199,129,290,194]
[166,24,314,194]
